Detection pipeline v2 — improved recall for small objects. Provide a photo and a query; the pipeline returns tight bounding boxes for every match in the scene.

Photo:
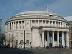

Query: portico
[41,30,69,47]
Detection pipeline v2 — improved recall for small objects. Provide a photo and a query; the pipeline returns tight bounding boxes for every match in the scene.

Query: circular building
[5,11,69,48]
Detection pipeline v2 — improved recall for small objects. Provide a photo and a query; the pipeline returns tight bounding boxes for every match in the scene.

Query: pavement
[0,48,72,54]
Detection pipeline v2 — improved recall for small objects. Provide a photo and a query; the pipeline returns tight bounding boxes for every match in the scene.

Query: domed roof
[10,11,67,22]
[16,11,56,15]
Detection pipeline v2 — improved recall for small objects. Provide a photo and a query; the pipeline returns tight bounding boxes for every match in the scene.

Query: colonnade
[41,31,69,47]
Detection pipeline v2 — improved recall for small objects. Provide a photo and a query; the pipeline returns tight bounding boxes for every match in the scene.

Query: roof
[8,11,67,22]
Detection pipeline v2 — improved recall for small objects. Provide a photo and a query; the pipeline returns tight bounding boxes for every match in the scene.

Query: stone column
[62,32,65,47]
[52,31,54,47]
[8,22,10,31]
[14,21,16,30]
[66,32,69,47]
[57,31,59,46]
[47,31,49,46]
[42,31,44,47]
[15,21,17,30]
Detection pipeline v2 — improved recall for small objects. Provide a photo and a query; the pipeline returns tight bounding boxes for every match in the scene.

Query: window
[26,40,29,45]
[36,20,38,23]
[43,20,45,23]
[19,21,21,24]
[32,20,35,23]
[59,22,60,24]
[14,22,15,24]
[46,20,49,23]
[16,21,18,24]
[26,40,29,44]
[16,40,18,44]
[39,20,42,23]
[50,21,52,24]
[22,21,24,23]
[20,40,23,45]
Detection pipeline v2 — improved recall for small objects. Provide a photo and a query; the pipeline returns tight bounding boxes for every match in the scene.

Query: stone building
[68,21,72,48]
[5,11,69,48]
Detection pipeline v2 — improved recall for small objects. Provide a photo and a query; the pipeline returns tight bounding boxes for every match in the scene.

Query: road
[0,48,72,54]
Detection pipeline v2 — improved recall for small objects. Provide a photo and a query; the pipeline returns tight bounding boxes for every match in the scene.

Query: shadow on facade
[0,48,33,54]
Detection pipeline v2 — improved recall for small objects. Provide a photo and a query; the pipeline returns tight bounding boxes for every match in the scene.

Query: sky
[0,0,72,21]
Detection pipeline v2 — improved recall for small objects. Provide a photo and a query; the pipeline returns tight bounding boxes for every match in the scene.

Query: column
[42,31,44,47]
[18,21,19,29]
[57,31,59,46]
[66,32,69,47]
[8,22,10,31]
[47,31,49,46]
[62,32,65,47]
[52,31,54,47]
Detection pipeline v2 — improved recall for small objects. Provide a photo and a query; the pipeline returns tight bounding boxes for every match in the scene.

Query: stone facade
[5,11,69,48]
[68,21,72,48]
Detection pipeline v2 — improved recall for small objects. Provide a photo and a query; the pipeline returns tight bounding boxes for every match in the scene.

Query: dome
[16,11,56,15]
[10,11,67,22]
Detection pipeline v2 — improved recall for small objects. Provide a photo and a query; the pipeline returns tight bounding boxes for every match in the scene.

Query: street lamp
[24,30,25,49]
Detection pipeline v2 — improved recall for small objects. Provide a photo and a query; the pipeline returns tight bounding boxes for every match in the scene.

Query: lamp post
[24,30,25,49]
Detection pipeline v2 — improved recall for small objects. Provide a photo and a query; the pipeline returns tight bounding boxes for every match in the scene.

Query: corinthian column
[66,32,69,47]
[47,31,49,46]
[57,31,59,46]
[42,31,44,47]
[52,31,54,47]
[62,32,65,47]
